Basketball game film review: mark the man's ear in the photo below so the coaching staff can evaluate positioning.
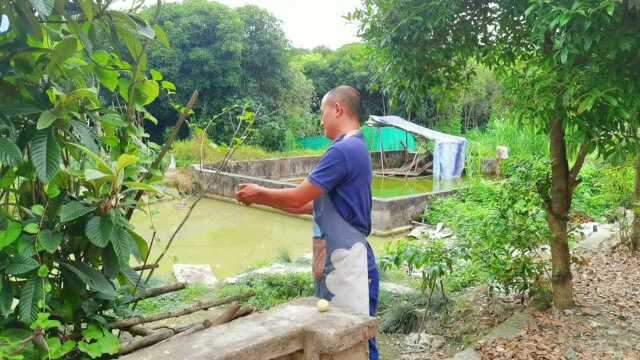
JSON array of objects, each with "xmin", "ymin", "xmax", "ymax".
[{"xmin": 335, "ymin": 102, "xmax": 344, "ymax": 117}]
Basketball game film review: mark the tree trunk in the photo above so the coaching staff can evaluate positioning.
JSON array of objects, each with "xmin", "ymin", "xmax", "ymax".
[
  {"xmin": 632, "ymin": 155, "xmax": 640, "ymax": 252},
  {"xmin": 547, "ymin": 118, "xmax": 574, "ymax": 309}
]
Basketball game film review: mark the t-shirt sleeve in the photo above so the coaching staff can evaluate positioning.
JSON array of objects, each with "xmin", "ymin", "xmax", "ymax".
[{"xmin": 308, "ymin": 147, "xmax": 348, "ymax": 192}]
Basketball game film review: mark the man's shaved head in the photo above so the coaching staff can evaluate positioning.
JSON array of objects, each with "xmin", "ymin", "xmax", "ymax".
[{"xmin": 322, "ymin": 85, "xmax": 361, "ymax": 119}]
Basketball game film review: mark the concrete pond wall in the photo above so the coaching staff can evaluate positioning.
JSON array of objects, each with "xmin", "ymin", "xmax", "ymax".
[
  {"xmin": 121, "ymin": 297, "xmax": 377, "ymax": 360},
  {"xmin": 193, "ymin": 151, "xmax": 456, "ymax": 235}
]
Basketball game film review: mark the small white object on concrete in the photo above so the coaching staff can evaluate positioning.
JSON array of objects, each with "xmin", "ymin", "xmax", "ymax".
[
  {"xmin": 317, "ymin": 299, "xmax": 330, "ymax": 312},
  {"xmin": 173, "ymin": 264, "xmax": 218, "ymax": 286}
]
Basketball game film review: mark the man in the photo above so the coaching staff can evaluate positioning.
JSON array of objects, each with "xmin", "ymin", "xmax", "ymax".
[{"xmin": 235, "ymin": 85, "xmax": 379, "ymax": 360}]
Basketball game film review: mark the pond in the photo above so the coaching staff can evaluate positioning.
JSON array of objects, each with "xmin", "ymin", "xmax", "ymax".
[
  {"xmin": 371, "ymin": 176, "xmax": 463, "ymax": 198},
  {"xmin": 132, "ymin": 198, "xmax": 391, "ymax": 279},
  {"xmin": 285, "ymin": 175, "xmax": 463, "ymax": 198}
]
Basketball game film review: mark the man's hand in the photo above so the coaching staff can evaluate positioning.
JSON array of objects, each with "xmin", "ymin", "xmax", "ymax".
[{"xmin": 235, "ymin": 183, "xmax": 264, "ymax": 205}]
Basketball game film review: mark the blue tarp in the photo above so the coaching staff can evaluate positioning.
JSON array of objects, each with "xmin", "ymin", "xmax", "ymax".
[{"xmin": 366, "ymin": 115, "xmax": 468, "ymax": 180}]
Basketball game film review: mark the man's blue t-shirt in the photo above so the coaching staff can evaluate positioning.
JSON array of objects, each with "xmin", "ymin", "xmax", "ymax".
[{"xmin": 308, "ymin": 133, "xmax": 372, "ymax": 235}]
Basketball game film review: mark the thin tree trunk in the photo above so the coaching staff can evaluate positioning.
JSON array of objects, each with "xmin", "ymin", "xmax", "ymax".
[
  {"xmin": 547, "ymin": 118, "xmax": 574, "ymax": 309},
  {"xmin": 632, "ymin": 154, "xmax": 640, "ymax": 252}
]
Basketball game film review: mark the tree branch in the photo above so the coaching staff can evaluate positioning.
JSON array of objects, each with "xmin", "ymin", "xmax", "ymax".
[{"xmin": 569, "ymin": 143, "xmax": 589, "ymax": 192}]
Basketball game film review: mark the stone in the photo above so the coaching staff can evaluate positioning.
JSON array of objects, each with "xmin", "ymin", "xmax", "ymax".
[
  {"xmin": 564, "ymin": 348, "xmax": 579, "ymax": 360},
  {"xmin": 606, "ymin": 329, "xmax": 619, "ymax": 336},
  {"xmin": 452, "ymin": 348, "xmax": 481, "ymax": 360},
  {"xmin": 380, "ymin": 282, "xmax": 418, "ymax": 296},
  {"xmin": 121, "ymin": 297, "xmax": 377, "ymax": 360},
  {"xmin": 173, "ymin": 264, "xmax": 217, "ymax": 286},
  {"xmin": 563, "ymin": 309, "xmax": 574, "ymax": 316},
  {"xmin": 581, "ymin": 307, "xmax": 599, "ymax": 316}
]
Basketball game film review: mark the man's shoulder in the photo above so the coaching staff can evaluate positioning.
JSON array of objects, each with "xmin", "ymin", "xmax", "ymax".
[{"xmin": 333, "ymin": 135, "xmax": 367, "ymax": 154}]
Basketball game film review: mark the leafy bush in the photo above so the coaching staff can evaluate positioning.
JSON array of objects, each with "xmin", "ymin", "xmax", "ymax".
[
  {"xmin": 421, "ymin": 158, "xmax": 550, "ymax": 298},
  {"xmin": 379, "ymin": 302, "xmax": 420, "ymax": 334},
  {"xmin": 0, "ymin": 2, "xmax": 183, "ymax": 358}
]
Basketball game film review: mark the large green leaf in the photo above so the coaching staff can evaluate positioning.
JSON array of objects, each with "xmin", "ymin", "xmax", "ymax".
[
  {"xmin": 60, "ymin": 262, "xmax": 116, "ymax": 300},
  {"xmin": 78, "ymin": 0, "xmax": 93, "ymax": 20},
  {"xmin": 128, "ymin": 229, "xmax": 149, "ymax": 262},
  {"xmin": 38, "ymin": 229, "xmax": 63, "ymax": 253},
  {"xmin": 70, "ymin": 120, "xmax": 99, "ymax": 153},
  {"xmin": 0, "ymin": 278, "xmax": 13, "ymax": 317},
  {"xmin": 59, "ymin": 201, "xmax": 95, "ymax": 223},
  {"xmin": 66, "ymin": 143, "xmax": 112, "ymax": 175},
  {"xmin": 0, "ymin": 221, "xmax": 22, "ymax": 250},
  {"xmin": 115, "ymin": 154, "xmax": 137, "ymax": 172},
  {"xmin": 112, "ymin": 227, "xmax": 132, "ymax": 266},
  {"xmin": 30, "ymin": 129, "xmax": 61, "ymax": 183},
  {"xmin": 51, "ymin": 37, "xmax": 78, "ymax": 67},
  {"xmin": 95, "ymin": 67, "xmax": 119, "ymax": 92},
  {"xmin": 0, "ymin": 138, "xmax": 22, "ymax": 166},
  {"xmin": 153, "ymin": 24, "xmax": 169, "ymax": 47},
  {"xmin": 85, "ymin": 215, "xmax": 114, "ymax": 248},
  {"xmin": 19, "ymin": 276, "xmax": 43, "ymax": 325},
  {"xmin": 102, "ymin": 244, "xmax": 120, "ymax": 279},
  {"xmin": 7, "ymin": 254, "xmax": 39, "ymax": 275},
  {"xmin": 119, "ymin": 264, "xmax": 145, "ymax": 291},
  {"xmin": 36, "ymin": 110, "xmax": 57, "ymax": 130}
]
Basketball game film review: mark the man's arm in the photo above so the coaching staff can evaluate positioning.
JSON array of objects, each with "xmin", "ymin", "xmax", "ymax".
[
  {"xmin": 235, "ymin": 180, "xmax": 322, "ymax": 212},
  {"xmin": 275, "ymin": 201, "xmax": 314, "ymax": 215}
]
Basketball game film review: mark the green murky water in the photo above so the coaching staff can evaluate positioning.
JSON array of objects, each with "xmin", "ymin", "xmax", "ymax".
[
  {"xmin": 371, "ymin": 176, "xmax": 462, "ymax": 198},
  {"xmin": 132, "ymin": 198, "xmax": 389, "ymax": 279}
]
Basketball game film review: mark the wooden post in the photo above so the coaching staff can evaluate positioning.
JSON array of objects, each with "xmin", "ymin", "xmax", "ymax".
[{"xmin": 378, "ymin": 127, "xmax": 385, "ymax": 176}]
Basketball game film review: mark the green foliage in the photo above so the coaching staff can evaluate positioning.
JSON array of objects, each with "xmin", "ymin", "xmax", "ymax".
[
  {"xmin": 421, "ymin": 158, "xmax": 551, "ymax": 297},
  {"xmin": 572, "ymin": 162, "xmax": 635, "ymax": 221},
  {"xmin": 144, "ymin": 0, "xmax": 316, "ymax": 151},
  {"xmin": 381, "ymin": 238, "xmax": 453, "ymax": 307},
  {"xmin": 0, "ymin": 0, "xmax": 173, "ymax": 355}
]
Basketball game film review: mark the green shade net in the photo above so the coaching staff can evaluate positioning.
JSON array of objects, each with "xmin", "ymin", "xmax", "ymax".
[{"xmin": 297, "ymin": 127, "xmax": 417, "ymax": 152}]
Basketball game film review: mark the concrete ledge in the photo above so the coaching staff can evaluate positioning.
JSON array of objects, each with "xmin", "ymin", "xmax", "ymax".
[{"xmin": 120, "ymin": 298, "xmax": 377, "ymax": 360}]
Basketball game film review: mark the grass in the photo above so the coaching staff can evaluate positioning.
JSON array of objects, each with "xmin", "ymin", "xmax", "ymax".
[{"xmin": 171, "ymin": 137, "xmax": 323, "ymax": 168}]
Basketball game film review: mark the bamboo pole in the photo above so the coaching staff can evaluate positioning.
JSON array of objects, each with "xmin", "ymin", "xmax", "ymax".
[
  {"xmin": 122, "ymin": 283, "xmax": 187, "ymax": 305},
  {"xmin": 110, "ymin": 291, "xmax": 255, "ymax": 329}
]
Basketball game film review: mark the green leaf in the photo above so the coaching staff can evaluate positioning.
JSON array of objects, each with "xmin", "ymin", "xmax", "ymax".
[
  {"xmin": 7, "ymin": 254, "xmax": 39, "ymax": 275},
  {"xmin": 78, "ymin": 0, "xmax": 93, "ymax": 20},
  {"xmin": 38, "ymin": 265, "xmax": 49, "ymax": 278},
  {"xmin": 70, "ymin": 120, "xmax": 99, "ymax": 153},
  {"xmin": 0, "ymin": 221, "xmax": 22, "ymax": 250},
  {"xmin": 19, "ymin": 276, "xmax": 43, "ymax": 325},
  {"xmin": 29, "ymin": 0, "xmax": 55, "ymax": 16},
  {"xmin": 0, "ymin": 138, "xmax": 22, "ymax": 166},
  {"xmin": 102, "ymin": 244, "xmax": 120, "ymax": 279},
  {"xmin": 23, "ymin": 223, "xmax": 39, "ymax": 234},
  {"xmin": 85, "ymin": 169, "xmax": 111, "ymax": 181},
  {"xmin": 45, "ymin": 184, "xmax": 60, "ymax": 198},
  {"xmin": 15, "ymin": 0, "xmax": 43, "ymax": 40},
  {"xmin": 82, "ymin": 324, "xmax": 104, "ymax": 341},
  {"xmin": 85, "ymin": 215, "xmax": 114, "ymax": 248},
  {"xmin": 0, "ymin": 278, "xmax": 13, "ymax": 317},
  {"xmin": 134, "ymin": 79, "xmax": 159, "ymax": 106},
  {"xmin": 91, "ymin": 51, "xmax": 110, "ymax": 66},
  {"xmin": 128, "ymin": 229, "xmax": 148, "ymax": 262},
  {"xmin": 118, "ymin": 78, "xmax": 130, "ymax": 101},
  {"xmin": 150, "ymin": 69, "xmax": 163, "ymax": 81},
  {"xmin": 129, "ymin": 14, "xmax": 155, "ymax": 39},
  {"xmin": 66, "ymin": 143, "xmax": 112, "ymax": 175},
  {"xmin": 37, "ymin": 111, "xmax": 57, "ymax": 130},
  {"xmin": 100, "ymin": 114, "xmax": 127, "ymax": 129},
  {"xmin": 51, "ymin": 37, "xmax": 78, "ymax": 67},
  {"xmin": 153, "ymin": 24, "xmax": 169, "ymax": 47},
  {"xmin": 60, "ymin": 262, "xmax": 116, "ymax": 300},
  {"xmin": 38, "ymin": 229, "xmax": 63, "ymax": 253},
  {"xmin": 124, "ymin": 181, "xmax": 160, "ymax": 194},
  {"xmin": 79, "ymin": 329, "xmax": 119, "ymax": 358},
  {"xmin": 96, "ymin": 67, "xmax": 119, "ymax": 92},
  {"xmin": 112, "ymin": 227, "xmax": 132, "ymax": 266},
  {"xmin": 47, "ymin": 337, "xmax": 76, "ymax": 359},
  {"xmin": 30, "ymin": 129, "xmax": 61, "ymax": 183},
  {"xmin": 31, "ymin": 204, "xmax": 45, "ymax": 216},
  {"xmin": 161, "ymin": 81, "xmax": 176, "ymax": 92},
  {"xmin": 115, "ymin": 154, "xmax": 138, "ymax": 172},
  {"xmin": 119, "ymin": 264, "xmax": 144, "ymax": 291},
  {"xmin": 59, "ymin": 201, "xmax": 95, "ymax": 223}
]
